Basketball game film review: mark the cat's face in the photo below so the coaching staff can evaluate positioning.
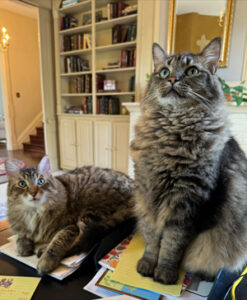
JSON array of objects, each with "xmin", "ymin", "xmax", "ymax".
[
  {"xmin": 5, "ymin": 156, "xmax": 56, "ymax": 208},
  {"xmin": 147, "ymin": 38, "xmax": 224, "ymax": 109}
]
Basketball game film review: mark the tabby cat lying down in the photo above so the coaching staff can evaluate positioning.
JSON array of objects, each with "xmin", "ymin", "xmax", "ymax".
[{"xmin": 5, "ymin": 156, "xmax": 134, "ymax": 274}]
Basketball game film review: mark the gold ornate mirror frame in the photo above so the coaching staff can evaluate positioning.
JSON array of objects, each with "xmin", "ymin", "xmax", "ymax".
[{"xmin": 167, "ymin": 0, "xmax": 235, "ymax": 67}]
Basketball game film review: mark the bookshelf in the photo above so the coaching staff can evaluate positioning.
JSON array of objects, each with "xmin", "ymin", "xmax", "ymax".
[
  {"xmin": 53, "ymin": 0, "xmax": 138, "ymax": 172},
  {"xmin": 55, "ymin": 0, "xmax": 138, "ymax": 116}
]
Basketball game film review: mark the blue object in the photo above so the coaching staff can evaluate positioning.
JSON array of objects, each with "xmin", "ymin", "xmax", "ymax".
[{"xmin": 207, "ymin": 268, "xmax": 241, "ymax": 300}]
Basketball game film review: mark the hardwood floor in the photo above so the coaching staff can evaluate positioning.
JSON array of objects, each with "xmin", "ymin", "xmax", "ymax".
[
  {"xmin": 0, "ymin": 220, "xmax": 12, "ymax": 246},
  {"xmin": 0, "ymin": 149, "xmax": 44, "ymax": 167}
]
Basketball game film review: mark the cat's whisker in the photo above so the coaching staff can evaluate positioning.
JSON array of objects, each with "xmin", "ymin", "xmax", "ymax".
[{"xmin": 188, "ymin": 90, "xmax": 212, "ymax": 109}]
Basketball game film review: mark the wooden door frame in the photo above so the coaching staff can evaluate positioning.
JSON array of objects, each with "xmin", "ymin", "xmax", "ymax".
[
  {"xmin": 19, "ymin": 0, "xmax": 59, "ymax": 170},
  {"xmin": 0, "ymin": 49, "xmax": 18, "ymax": 150}
]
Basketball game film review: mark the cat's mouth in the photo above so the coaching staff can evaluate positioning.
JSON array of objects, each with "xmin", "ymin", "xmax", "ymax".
[
  {"xmin": 31, "ymin": 197, "xmax": 40, "ymax": 201},
  {"xmin": 165, "ymin": 88, "xmax": 185, "ymax": 98}
]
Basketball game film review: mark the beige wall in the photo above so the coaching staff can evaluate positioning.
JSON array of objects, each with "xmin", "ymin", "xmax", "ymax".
[
  {"xmin": 0, "ymin": 8, "xmax": 42, "ymax": 141},
  {"xmin": 175, "ymin": 13, "xmax": 223, "ymax": 54}
]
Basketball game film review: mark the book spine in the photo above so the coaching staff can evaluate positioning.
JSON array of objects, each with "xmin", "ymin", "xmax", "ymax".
[
  {"xmin": 117, "ymin": 3, "xmax": 122, "ymax": 18},
  {"xmin": 130, "ymin": 24, "xmax": 136, "ymax": 41},
  {"xmin": 133, "ymin": 48, "xmax": 136, "ymax": 67},
  {"xmin": 113, "ymin": 3, "xmax": 118, "ymax": 18},
  {"xmin": 68, "ymin": 57, "xmax": 72, "ymax": 73},
  {"xmin": 60, "ymin": 16, "xmax": 63, "ymax": 30},
  {"xmin": 110, "ymin": 4, "xmax": 113, "ymax": 19},
  {"xmin": 64, "ymin": 57, "xmax": 67, "ymax": 73},
  {"xmin": 96, "ymin": 97, "xmax": 99, "ymax": 114},
  {"xmin": 121, "ymin": 49, "xmax": 127, "ymax": 68}
]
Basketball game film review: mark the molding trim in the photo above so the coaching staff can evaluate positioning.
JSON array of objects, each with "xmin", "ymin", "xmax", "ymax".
[
  {"xmin": 242, "ymin": 34, "xmax": 247, "ymax": 84},
  {"xmin": 17, "ymin": 111, "xmax": 43, "ymax": 148}
]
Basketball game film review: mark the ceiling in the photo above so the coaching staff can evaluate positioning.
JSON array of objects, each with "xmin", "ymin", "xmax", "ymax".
[{"xmin": 0, "ymin": 0, "xmax": 37, "ymax": 19}]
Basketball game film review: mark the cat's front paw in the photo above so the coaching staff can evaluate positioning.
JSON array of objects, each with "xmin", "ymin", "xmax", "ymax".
[
  {"xmin": 37, "ymin": 256, "xmax": 59, "ymax": 275},
  {"xmin": 137, "ymin": 257, "xmax": 156, "ymax": 277},
  {"xmin": 36, "ymin": 245, "xmax": 48, "ymax": 258},
  {"xmin": 154, "ymin": 266, "xmax": 178, "ymax": 284},
  {"xmin": 16, "ymin": 244, "xmax": 34, "ymax": 257}
]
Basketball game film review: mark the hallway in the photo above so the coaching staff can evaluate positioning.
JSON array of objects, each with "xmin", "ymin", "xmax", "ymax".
[{"xmin": 0, "ymin": 148, "xmax": 44, "ymax": 167}]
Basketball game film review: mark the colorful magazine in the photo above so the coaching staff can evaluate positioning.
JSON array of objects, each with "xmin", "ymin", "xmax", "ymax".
[
  {"xmin": 96, "ymin": 268, "xmax": 161, "ymax": 300},
  {"xmin": 99, "ymin": 235, "xmax": 133, "ymax": 271}
]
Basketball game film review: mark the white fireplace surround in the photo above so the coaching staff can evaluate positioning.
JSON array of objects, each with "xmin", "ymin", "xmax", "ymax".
[{"xmin": 124, "ymin": 102, "xmax": 247, "ymax": 179}]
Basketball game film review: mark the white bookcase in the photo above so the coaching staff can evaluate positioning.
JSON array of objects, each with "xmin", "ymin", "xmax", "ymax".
[{"xmin": 53, "ymin": 0, "xmax": 138, "ymax": 172}]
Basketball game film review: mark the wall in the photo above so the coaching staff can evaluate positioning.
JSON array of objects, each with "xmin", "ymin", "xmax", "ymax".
[
  {"xmin": 217, "ymin": 0, "xmax": 247, "ymax": 81},
  {"xmin": 175, "ymin": 13, "xmax": 223, "ymax": 53},
  {"xmin": 0, "ymin": 7, "xmax": 42, "ymax": 141},
  {"xmin": 153, "ymin": 0, "xmax": 247, "ymax": 83},
  {"xmin": 0, "ymin": 73, "xmax": 3, "ymax": 116}
]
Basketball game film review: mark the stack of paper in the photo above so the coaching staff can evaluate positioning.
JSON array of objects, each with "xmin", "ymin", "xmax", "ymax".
[
  {"xmin": 84, "ymin": 232, "xmax": 195, "ymax": 299},
  {"xmin": 0, "ymin": 275, "xmax": 41, "ymax": 300},
  {"xmin": 0, "ymin": 237, "xmax": 87, "ymax": 280}
]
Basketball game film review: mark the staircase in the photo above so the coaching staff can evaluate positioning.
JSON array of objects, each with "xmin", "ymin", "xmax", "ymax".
[{"xmin": 23, "ymin": 126, "xmax": 45, "ymax": 153}]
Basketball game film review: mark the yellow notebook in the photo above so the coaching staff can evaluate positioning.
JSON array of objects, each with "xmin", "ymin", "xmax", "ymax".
[
  {"xmin": 111, "ymin": 232, "xmax": 185, "ymax": 297},
  {"xmin": 0, "ymin": 275, "xmax": 41, "ymax": 300}
]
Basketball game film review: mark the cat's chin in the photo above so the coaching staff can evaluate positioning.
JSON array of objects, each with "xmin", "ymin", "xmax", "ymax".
[{"xmin": 158, "ymin": 91, "xmax": 186, "ymax": 107}]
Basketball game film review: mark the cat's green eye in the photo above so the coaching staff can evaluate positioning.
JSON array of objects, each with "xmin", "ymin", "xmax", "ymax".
[
  {"xmin": 18, "ymin": 180, "xmax": 27, "ymax": 188},
  {"xmin": 37, "ymin": 178, "xmax": 45, "ymax": 185},
  {"xmin": 159, "ymin": 68, "xmax": 170, "ymax": 79},
  {"xmin": 186, "ymin": 67, "xmax": 199, "ymax": 77}
]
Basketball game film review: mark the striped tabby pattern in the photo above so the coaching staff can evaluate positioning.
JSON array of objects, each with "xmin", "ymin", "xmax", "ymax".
[
  {"xmin": 131, "ymin": 38, "xmax": 247, "ymax": 284},
  {"xmin": 5, "ymin": 157, "xmax": 134, "ymax": 274}
]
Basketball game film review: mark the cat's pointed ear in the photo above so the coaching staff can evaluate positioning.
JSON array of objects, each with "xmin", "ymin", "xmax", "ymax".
[
  {"xmin": 152, "ymin": 43, "xmax": 169, "ymax": 69},
  {"xmin": 38, "ymin": 156, "xmax": 52, "ymax": 176},
  {"xmin": 200, "ymin": 37, "xmax": 221, "ymax": 74},
  {"xmin": 5, "ymin": 159, "xmax": 21, "ymax": 178}
]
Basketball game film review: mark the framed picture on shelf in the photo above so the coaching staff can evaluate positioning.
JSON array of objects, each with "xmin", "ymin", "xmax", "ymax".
[{"xmin": 104, "ymin": 80, "xmax": 117, "ymax": 91}]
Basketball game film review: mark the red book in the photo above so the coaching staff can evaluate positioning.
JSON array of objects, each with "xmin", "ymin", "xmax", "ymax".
[
  {"xmin": 117, "ymin": 3, "xmax": 129, "ymax": 17},
  {"xmin": 121, "ymin": 49, "xmax": 127, "ymax": 68},
  {"xmin": 60, "ymin": 16, "xmax": 63, "ymax": 30},
  {"xmin": 96, "ymin": 97, "xmax": 100, "ymax": 114}
]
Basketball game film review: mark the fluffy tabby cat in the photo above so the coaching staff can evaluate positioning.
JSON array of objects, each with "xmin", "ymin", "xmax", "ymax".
[
  {"xmin": 131, "ymin": 37, "xmax": 247, "ymax": 284},
  {"xmin": 5, "ymin": 156, "xmax": 134, "ymax": 274}
]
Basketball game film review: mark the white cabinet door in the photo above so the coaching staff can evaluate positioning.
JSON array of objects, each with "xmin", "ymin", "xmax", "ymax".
[
  {"xmin": 112, "ymin": 121, "xmax": 129, "ymax": 174},
  {"xmin": 76, "ymin": 119, "xmax": 93, "ymax": 166},
  {"xmin": 94, "ymin": 121, "xmax": 112, "ymax": 168},
  {"xmin": 59, "ymin": 118, "xmax": 77, "ymax": 169}
]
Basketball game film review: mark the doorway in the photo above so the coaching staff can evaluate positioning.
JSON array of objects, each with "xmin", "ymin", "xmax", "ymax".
[
  {"xmin": 0, "ymin": 0, "xmax": 43, "ymax": 153},
  {"xmin": 0, "ymin": 71, "xmax": 6, "ymax": 149}
]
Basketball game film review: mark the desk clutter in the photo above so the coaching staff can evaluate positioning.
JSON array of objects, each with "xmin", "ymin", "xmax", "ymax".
[
  {"xmin": 0, "ymin": 235, "xmax": 88, "ymax": 280},
  {"xmin": 0, "ymin": 275, "xmax": 41, "ymax": 300},
  {"xmin": 84, "ymin": 232, "xmax": 214, "ymax": 300}
]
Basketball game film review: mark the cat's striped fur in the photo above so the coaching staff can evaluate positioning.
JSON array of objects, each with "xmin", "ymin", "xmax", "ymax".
[
  {"xmin": 5, "ymin": 157, "xmax": 134, "ymax": 274},
  {"xmin": 131, "ymin": 38, "xmax": 247, "ymax": 284}
]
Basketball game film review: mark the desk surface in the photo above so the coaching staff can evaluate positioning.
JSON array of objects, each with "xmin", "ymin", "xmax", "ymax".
[{"xmin": 0, "ymin": 220, "xmax": 100, "ymax": 300}]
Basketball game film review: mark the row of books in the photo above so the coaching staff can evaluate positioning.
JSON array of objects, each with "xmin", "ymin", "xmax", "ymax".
[
  {"xmin": 61, "ymin": 33, "xmax": 92, "ymax": 52},
  {"xmin": 64, "ymin": 56, "xmax": 89, "ymax": 73},
  {"xmin": 121, "ymin": 48, "xmax": 136, "ymax": 68},
  {"xmin": 107, "ymin": 2, "xmax": 129, "ymax": 19},
  {"xmin": 112, "ymin": 23, "xmax": 137, "ymax": 44},
  {"xmin": 96, "ymin": 96, "xmax": 120, "ymax": 115},
  {"xmin": 60, "ymin": 15, "xmax": 78, "ymax": 30},
  {"xmin": 69, "ymin": 75, "xmax": 92, "ymax": 93},
  {"xmin": 65, "ymin": 97, "xmax": 92, "ymax": 114}
]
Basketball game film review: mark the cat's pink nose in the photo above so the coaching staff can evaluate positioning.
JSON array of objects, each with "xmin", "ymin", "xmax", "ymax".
[
  {"xmin": 29, "ymin": 187, "xmax": 38, "ymax": 197},
  {"xmin": 169, "ymin": 77, "xmax": 177, "ymax": 84}
]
